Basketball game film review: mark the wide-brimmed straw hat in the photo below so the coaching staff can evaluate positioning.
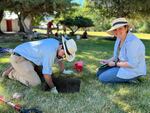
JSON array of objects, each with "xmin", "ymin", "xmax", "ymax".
[
  {"xmin": 62, "ymin": 37, "xmax": 77, "ymax": 62},
  {"xmin": 107, "ymin": 18, "xmax": 131, "ymax": 35}
]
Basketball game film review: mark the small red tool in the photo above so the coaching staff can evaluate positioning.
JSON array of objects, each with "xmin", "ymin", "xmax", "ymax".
[{"xmin": 74, "ymin": 61, "xmax": 84, "ymax": 72}]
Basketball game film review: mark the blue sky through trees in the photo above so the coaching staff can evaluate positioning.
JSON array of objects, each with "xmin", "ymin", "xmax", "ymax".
[{"xmin": 72, "ymin": 0, "xmax": 84, "ymax": 6}]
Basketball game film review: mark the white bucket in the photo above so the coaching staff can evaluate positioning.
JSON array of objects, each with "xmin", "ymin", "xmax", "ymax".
[{"xmin": 76, "ymin": 35, "xmax": 80, "ymax": 40}]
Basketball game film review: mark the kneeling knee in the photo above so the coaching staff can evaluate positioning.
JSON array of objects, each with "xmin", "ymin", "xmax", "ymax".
[
  {"xmin": 98, "ymin": 74, "xmax": 109, "ymax": 83},
  {"xmin": 30, "ymin": 80, "xmax": 41, "ymax": 87}
]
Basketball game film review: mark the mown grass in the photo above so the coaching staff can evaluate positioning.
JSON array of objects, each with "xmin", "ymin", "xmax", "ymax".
[
  {"xmin": 35, "ymin": 28, "xmax": 150, "ymax": 40},
  {"xmin": 0, "ymin": 33, "xmax": 150, "ymax": 113}
]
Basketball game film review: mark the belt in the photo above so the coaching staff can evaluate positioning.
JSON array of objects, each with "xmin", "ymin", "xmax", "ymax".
[
  {"xmin": 13, "ymin": 52, "xmax": 21, "ymax": 56},
  {"xmin": 12, "ymin": 52, "xmax": 30, "ymax": 62}
]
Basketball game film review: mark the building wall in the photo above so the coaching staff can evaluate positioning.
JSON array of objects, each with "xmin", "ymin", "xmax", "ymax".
[
  {"xmin": 12, "ymin": 19, "xmax": 20, "ymax": 32},
  {"xmin": 0, "ymin": 19, "xmax": 20, "ymax": 32},
  {"xmin": 0, "ymin": 17, "xmax": 30, "ymax": 33},
  {"xmin": 0, "ymin": 19, "xmax": 7, "ymax": 32}
]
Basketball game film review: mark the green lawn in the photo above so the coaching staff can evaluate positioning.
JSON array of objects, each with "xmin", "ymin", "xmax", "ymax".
[{"xmin": 0, "ymin": 33, "xmax": 150, "ymax": 113}]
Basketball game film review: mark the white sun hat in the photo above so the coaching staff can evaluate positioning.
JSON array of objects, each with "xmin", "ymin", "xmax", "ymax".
[
  {"xmin": 62, "ymin": 36, "xmax": 77, "ymax": 62},
  {"xmin": 107, "ymin": 18, "xmax": 131, "ymax": 35}
]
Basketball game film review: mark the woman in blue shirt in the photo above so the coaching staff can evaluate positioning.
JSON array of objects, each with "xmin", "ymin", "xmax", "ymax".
[{"xmin": 97, "ymin": 18, "xmax": 146, "ymax": 83}]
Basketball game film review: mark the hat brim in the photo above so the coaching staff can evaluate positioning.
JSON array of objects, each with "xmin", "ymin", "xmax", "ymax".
[
  {"xmin": 62, "ymin": 37, "xmax": 75, "ymax": 62},
  {"xmin": 107, "ymin": 23, "xmax": 130, "ymax": 35}
]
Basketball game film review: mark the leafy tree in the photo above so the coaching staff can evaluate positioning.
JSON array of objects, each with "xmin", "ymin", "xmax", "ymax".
[
  {"xmin": 81, "ymin": 0, "xmax": 150, "ymax": 32},
  {"xmin": 60, "ymin": 16, "xmax": 94, "ymax": 35},
  {"xmin": 75, "ymin": 0, "xmax": 111, "ymax": 31},
  {"xmin": 87, "ymin": 0, "xmax": 150, "ymax": 18},
  {"xmin": 0, "ymin": 0, "xmax": 73, "ymax": 33}
]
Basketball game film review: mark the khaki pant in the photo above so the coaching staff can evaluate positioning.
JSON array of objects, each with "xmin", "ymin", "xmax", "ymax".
[{"xmin": 8, "ymin": 54, "xmax": 41, "ymax": 86}]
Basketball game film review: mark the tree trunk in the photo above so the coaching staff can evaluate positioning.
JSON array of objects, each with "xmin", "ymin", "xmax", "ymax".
[
  {"xmin": 18, "ymin": 15, "xmax": 25, "ymax": 32},
  {"xmin": 68, "ymin": 26, "xmax": 75, "ymax": 35},
  {"xmin": 68, "ymin": 27, "xmax": 80, "ymax": 36},
  {"xmin": 21, "ymin": 15, "xmax": 29, "ymax": 33},
  {"xmin": 18, "ymin": 13, "xmax": 32, "ymax": 33},
  {"xmin": 74, "ymin": 27, "xmax": 80, "ymax": 34},
  {"xmin": 0, "ymin": 10, "xmax": 4, "ymax": 35}
]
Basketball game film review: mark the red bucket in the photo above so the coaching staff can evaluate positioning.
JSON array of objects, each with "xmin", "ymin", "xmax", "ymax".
[{"xmin": 74, "ymin": 61, "xmax": 83, "ymax": 72}]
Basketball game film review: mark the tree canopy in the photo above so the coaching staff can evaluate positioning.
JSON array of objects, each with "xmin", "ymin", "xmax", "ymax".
[
  {"xmin": 60, "ymin": 16, "xmax": 94, "ymax": 35},
  {"xmin": 0, "ymin": 0, "xmax": 73, "ymax": 33},
  {"xmin": 87, "ymin": 0, "xmax": 150, "ymax": 18},
  {"xmin": 1, "ymin": 0, "xmax": 150, "ymax": 34}
]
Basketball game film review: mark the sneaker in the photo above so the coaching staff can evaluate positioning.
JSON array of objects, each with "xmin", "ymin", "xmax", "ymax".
[
  {"xmin": 12, "ymin": 92, "xmax": 24, "ymax": 99},
  {"xmin": 50, "ymin": 87, "xmax": 58, "ymax": 94},
  {"xmin": 2, "ymin": 66, "xmax": 13, "ymax": 77}
]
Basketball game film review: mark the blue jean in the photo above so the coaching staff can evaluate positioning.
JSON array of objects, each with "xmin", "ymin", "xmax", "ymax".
[{"xmin": 96, "ymin": 66, "xmax": 137, "ymax": 83}]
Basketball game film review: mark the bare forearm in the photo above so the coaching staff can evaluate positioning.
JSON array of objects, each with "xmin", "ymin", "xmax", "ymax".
[
  {"xmin": 43, "ymin": 74, "xmax": 54, "ymax": 89},
  {"xmin": 116, "ymin": 61, "xmax": 129, "ymax": 67},
  {"xmin": 58, "ymin": 60, "xmax": 65, "ymax": 72},
  {"xmin": 108, "ymin": 61, "xmax": 130, "ymax": 67}
]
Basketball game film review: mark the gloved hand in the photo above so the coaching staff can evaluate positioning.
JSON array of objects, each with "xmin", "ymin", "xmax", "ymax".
[
  {"xmin": 12, "ymin": 92, "xmax": 24, "ymax": 99},
  {"xmin": 50, "ymin": 87, "xmax": 58, "ymax": 94},
  {"xmin": 63, "ymin": 69, "xmax": 74, "ymax": 75}
]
